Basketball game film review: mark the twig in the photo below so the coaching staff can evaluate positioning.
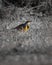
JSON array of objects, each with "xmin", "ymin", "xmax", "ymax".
[
  {"xmin": 3, "ymin": 0, "xmax": 13, "ymax": 5},
  {"xmin": 25, "ymin": 2, "xmax": 46, "ymax": 12},
  {"xmin": 22, "ymin": 0, "xmax": 31, "ymax": 11}
]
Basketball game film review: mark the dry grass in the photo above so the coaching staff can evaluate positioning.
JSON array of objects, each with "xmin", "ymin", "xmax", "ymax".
[{"xmin": 0, "ymin": 1, "xmax": 52, "ymax": 65}]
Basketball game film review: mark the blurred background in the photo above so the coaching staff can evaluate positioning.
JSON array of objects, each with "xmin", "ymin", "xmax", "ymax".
[{"xmin": 0, "ymin": 0, "xmax": 52, "ymax": 65}]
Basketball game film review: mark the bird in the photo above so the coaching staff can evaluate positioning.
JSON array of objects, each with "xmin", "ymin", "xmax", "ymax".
[{"xmin": 13, "ymin": 21, "xmax": 31, "ymax": 32}]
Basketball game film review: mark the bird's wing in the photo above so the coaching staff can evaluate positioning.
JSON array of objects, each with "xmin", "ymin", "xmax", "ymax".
[{"xmin": 13, "ymin": 24, "xmax": 24, "ymax": 30}]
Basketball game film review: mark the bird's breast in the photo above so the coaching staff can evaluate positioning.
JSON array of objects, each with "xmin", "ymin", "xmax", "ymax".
[{"xmin": 23, "ymin": 25, "xmax": 29, "ymax": 32}]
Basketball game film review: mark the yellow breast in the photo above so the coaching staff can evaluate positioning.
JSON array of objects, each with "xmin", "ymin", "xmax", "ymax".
[{"xmin": 23, "ymin": 25, "xmax": 29, "ymax": 32}]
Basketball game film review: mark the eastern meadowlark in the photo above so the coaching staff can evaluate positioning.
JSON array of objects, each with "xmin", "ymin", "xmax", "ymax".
[{"xmin": 13, "ymin": 21, "xmax": 31, "ymax": 32}]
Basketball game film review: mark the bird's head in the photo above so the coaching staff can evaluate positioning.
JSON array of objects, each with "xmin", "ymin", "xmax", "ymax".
[{"xmin": 25, "ymin": 21, "xmax": 31, "ymax": 25}]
